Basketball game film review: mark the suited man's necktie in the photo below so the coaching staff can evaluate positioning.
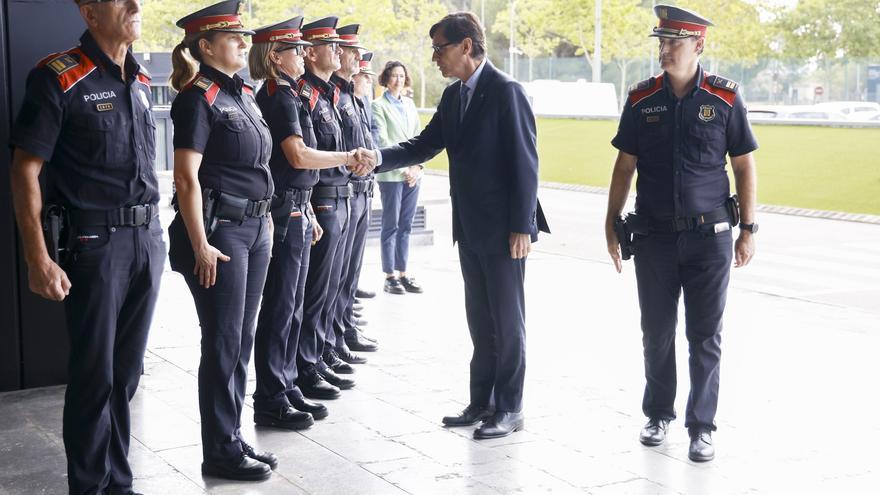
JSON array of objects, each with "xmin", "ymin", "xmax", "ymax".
[{"xmin": 460, "ymin": 84, "xmax": 470, "ymax": 123}]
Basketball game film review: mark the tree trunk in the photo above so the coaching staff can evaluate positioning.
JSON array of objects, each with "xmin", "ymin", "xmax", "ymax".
[
  {"xmin": 419, "ymin": 66, "xmax": 427, "ymax": 108},
  {"xmin": 528, "ymin": 56, "xmax": 534, "ymax": 81}
]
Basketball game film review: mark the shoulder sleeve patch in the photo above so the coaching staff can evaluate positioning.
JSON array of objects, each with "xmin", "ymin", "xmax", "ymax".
[
  {"xmin": 39, "ymin": 48, "xmax": 97, "ymax": 93},
  {"xmin": 297, "ymin": 80, "xmax": 319, "ymax": 111},
  {"xmin": 188, "ymin": 75, "xmax": 220, "ymax": 106}
]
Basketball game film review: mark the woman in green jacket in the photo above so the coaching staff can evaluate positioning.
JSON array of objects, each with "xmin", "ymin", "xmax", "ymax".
[{"xmin": 371, "ymin": 61, "xmax": 424, "ymax": 294}]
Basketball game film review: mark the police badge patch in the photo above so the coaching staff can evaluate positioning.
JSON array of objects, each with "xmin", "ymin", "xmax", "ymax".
[{"xmin": 699, "ymin": 105, "xmax": 716, "ymax": 122}]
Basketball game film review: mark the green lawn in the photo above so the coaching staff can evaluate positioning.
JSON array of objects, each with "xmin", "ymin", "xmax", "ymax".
[{"xmin": 419, "ymin": 115, "xmax": 880, "ymax": 215}]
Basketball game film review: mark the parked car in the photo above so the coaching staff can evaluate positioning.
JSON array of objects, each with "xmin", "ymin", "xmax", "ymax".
[
  {"xmin": 747, "ymin": 105, "xmax": 847, "ymax": 121},
  {"xmin": 813, "ymin": 101, "xmax": 880, "ymax": 120}
]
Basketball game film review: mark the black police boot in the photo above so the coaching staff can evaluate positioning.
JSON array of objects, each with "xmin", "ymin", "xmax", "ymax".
[
  {"xmin": 254, "ymin": 405, "xmax": 314, "ymax": 431},
  {"xmin": 639, "ymin": 418, "xmax": 670, "ymax": 446},
  {"xmin": 296, "ymin": 365, "xmax": 341, "ymax": 400},
  {"xmin": 201, "ymin": 452, "xmax": 272, "ymax": 481},
  {"xmin": 317, "ymin": 361, "xmax": 356, "ymax": 390},
  {"xmin": 384, "ymin": 277, "xmax": 406, "ymax": 295},
  {"xmin": 323, "ymin": 348, "xmax": 355, "ymax": 374},
  {"xmin": 239, "ymin": 439, "xmax": 279, "ymax": 471},
  {"xmin": 345, "ymin": 328, "xmax": 379, "ymax": 352},
  {"xmin": 336, "ymin": 345, "xmax": 367, "ymax": 364},
  {"xmin": 356, "ymin": 288, "xmax": 376, "ymax": 298},
  {"xmin": 290, "ymin": 394, "xmax": 329, "ymax": 420},
  {"xmin": 688, "ymin": 430, "xmax": 715, "ymax": 462},
  {"xmin": 441, "ymin": 404, "xmax": 495, "ymax": 427}
]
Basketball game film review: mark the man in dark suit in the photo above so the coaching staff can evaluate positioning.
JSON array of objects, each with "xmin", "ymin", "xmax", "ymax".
[{"xmin": 354, "ymin": 11, "xmax": 548, "ymax": 439}]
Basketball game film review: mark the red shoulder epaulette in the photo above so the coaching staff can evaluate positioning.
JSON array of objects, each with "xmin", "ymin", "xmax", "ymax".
[
  {"xmin": 700, "ymin": 74, "xmax": 738, "ymax": 107},
  {"xmin": 38, "ymin": 47, "xmax": 97, "ymax": 93},
  {"xmin": 242, "ymin": 83, "xmax": 254, "ymax": 96},
  {"xmin": 136, "ymin": 66, "xmax": 151, "ymax": 87},
  {"xmin": 332, "ymin": 86, "xmax": 340, "ymax": 107},
  {"xmin": 627, "ymin": 75, "xmax": 664, "ymax": 107},
  {"xmin": 185, "ymin": 73, "xmax": 220, "ymax": 106},
  {"xmin": 267, "ymin": 78, "xmax": 292, "ymax": 97},
  {"xmin": 297, "ymin": 79, "xmax": 319, "ymax": 111}
]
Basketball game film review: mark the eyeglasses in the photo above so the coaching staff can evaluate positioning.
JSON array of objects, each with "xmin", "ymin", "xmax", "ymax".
[
  {"xmin": 275, "ymin": 45, "xmax": 304, "ymax": 55},
  {"xmin": 431, "ymin": 41, "xmax": 459, "ymax": 54}
]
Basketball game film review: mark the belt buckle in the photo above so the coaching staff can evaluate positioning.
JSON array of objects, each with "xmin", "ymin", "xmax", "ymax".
[
  {"xmin": 346, "ymin": 183, "xmax": 353, "ymax": 196},
  {"xmin": 132, "ymin": 205, "xmax": 147, "ymax": 226}
]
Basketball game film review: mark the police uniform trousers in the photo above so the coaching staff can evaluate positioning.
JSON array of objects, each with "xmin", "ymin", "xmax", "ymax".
[
  {"xmin": 169, "ymin": 214, "xmax": 271, "ymax": 463},
  {"xmin": 253, "ymin": 201, "xmax": 313, "ymax": 412},
  {"xmin": 457, "ymin": 241, "xmax": 527, "ymax": 414},
  {"xmin": 633, "ymin": 228, "xmax": 732, "ymax": 432},
  {"xmin": 62, "ymin": 217, "xmax": 164, "ymax": 495},
  {"xmin": 297, "ymin": 196, "xmax": 349, "ymax": 369},
  {"xmin": 329, "ymin": 187, "xmax": 370, "ymax": 348}
]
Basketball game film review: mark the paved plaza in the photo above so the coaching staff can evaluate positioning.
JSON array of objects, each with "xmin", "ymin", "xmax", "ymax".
[{"xmin": 2, "ymin": 173, "xmax": 879, "ymax": 494}]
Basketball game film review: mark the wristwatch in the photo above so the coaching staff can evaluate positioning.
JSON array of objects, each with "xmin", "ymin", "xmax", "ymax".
[{"xmin": 739, "ymin": 222, "xmax": 759, "ymax": 234}]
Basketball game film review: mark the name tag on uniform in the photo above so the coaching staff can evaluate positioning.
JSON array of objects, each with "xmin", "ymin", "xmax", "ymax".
[
  {"xmin": 96, "ymin": 103, "xmax": 113, "ymax": 112},
  {"xmin": 714, "ymin": 222, "xmax": 730, "ymax": 234},
  {"xmin": 646, "ymin": 116, "xmax": 660, "ymax": 123}
]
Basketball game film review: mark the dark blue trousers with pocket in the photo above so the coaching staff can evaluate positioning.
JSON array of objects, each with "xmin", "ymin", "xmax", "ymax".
[
  {"xmin": 633, "ymin": 227, "xmax": 733, "ymax": 433},
  {"xmin": 63, "ymin": 217, "xmax": 164, "ymax": 495}
]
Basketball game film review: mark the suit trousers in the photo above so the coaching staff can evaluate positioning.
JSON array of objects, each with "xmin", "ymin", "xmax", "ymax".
[
  {"xmin": 457, "ymin": 242, "xmax": 527, "ymax": 413},
  {"xmin": 298, "ymin": 196, "xmax": 349, "ymax": 369},
  {"xmin": 253, "ymin": 202, "xmax": 313, "ymax": 411},
  {"xmin": 63, "ymin": 217, "xmax": 164, "ymax": 495},
  {"xmin": 330, "ymin": 189, "xmax": 369, "ymax": 347},
  {"xmin": 633, "ymin": 228, "xmax": 732, "ymax": 432},
  {"xmin": 378, "ymin": 180, "xmax": 420, "ymax": 274},
  {"xmin": 171, "ymin": 215, "xmax": 271, "ymax": 463}
]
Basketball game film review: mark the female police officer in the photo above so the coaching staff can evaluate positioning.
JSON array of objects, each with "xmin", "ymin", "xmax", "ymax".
[
  {"xmin": 167, "ymin": 0, "xmax": 277, "ymax": 481},
  {"xmin": 248, "ymin": 17, "xmax": 358, "ymax": 429}
]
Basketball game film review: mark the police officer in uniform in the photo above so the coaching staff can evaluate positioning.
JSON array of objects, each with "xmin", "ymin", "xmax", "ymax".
[
  {"xmin": 605, "ymin": 5, "xmax": 758, "ymax": 462},
  {"xmin": 249, "ymin": 17, "xmax": 358, "ymax": 427},
  {"xmin": 294, "ymin": 16, "xmax": 358, "ymax": 398},
  {"xmin": 326, "ymin": 24, "xmax": 380, "ymax": 363},
  {"xmin": 9, "ymin": 1, "xmax": 162, "ymax": 493},
  {"xmin": 166, "ymin": 0, "xmax": 277, "ymax": 481}
]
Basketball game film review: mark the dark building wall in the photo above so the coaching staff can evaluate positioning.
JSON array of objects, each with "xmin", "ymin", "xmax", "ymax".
[{"xmin": 1, "ymin": 0, "xmax": 87, "ymax": 391}]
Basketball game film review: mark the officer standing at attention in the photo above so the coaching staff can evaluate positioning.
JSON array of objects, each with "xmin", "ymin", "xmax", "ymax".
[
  {"xmin": 326, "ymin": 24, "xmax": 380, "ymax": 363},
  {"xmin": 294, "ymin": 16, "xmax": 358, "ymax": 399},
  {"xmin": 605, "ymin": 5, "xmax": 758, "ymax": 462},
  {"xmin": 166, "ymin": 0, "xmax": 277, "ymax": 481},
  {"xmin": 10, "ymin": 1, "xmax": 162, "ymax": 493},
  {"xmin": 249, "ymin": 16, "xmax": 360, "ymax": 428}
]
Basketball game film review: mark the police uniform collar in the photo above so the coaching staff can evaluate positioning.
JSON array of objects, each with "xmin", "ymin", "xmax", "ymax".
[
  {"xmin": 663, "ymin": 65, "xmax": 705, "ymax": 99},
  {"xmin": 79, "ymin": 30, "xmax": 140, "ymax": 81},
  {"xmin": 330, "ymin": 73, "xmax": 353, "ymax": 93},
  {"xmin": 199, "ymin": 63, "xmax": 244, "ymax": 94},
  {"xmin": 280, "ymin": 71, "xmax": 298, "ymax": 87},
  {"xmin": 303, "ymin": 69, "xmax": 334, "ymax": 95}
]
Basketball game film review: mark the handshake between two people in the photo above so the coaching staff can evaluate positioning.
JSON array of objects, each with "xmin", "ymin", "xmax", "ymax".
[{"xmin": 346, "ymin": 148, "xmax": 378, "ymax": 177}]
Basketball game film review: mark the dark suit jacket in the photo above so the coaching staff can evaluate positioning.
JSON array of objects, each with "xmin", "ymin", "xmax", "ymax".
[{"xmin": 377, "ymin": 61, "xmax": 549, "ymax": 255}]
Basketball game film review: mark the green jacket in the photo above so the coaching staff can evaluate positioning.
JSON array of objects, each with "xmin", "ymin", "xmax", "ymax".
[{"xmin": 372, "ymin": 91, "xmax": 421, "ymax": 182}]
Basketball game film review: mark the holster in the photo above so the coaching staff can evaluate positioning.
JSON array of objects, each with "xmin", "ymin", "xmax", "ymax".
[
  {"xmin": 202, "ymin": 188, "xmax": 220, "ymax": 239},
  {"xmin": 42, "ymin": 204, "xmax": 70, "ymax": 264},
  {"xmin": 271, "ymin": 190, "xmax": 296, "ymax": 244},
  {"xmin": 613, "ymin": 215, "xmax": 634, "ymax": 261},
  {"xmin": 726, "ymin": 195, "xmax": 740, "ymax": 227}
]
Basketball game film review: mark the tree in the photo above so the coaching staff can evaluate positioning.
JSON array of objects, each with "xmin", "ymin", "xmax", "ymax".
[
  {"xmin": 599, "ymin": 0, "xmax": 653, "ymax": 109},
  {"xmin": 491, "ymin": 0, "xmax": 560, "ymax": 80},
  {"xmin": 677, "ymin": 0, "xmax": 772, "ymax": 72}
]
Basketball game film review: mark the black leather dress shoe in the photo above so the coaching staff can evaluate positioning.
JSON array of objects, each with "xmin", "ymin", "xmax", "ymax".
[
  {"xmin": 639, "ymin": 418, "xmax": 670, "ymax": 446},
  {"xmin": 318, "ymin": 363, "xmax": 355, "ymax": 389},
  {"xmin": 356, "ymin": 288, "xmax": 376, "ymax": 299},
  {"xmin": 353, "ymin": 302, "xmax": 365, "ymax": 311},
  {"xmin": 345, "ymin": 329, "xmax": 379, "ymax": 352},
  {"xmin": 353, "ymin": 308, "xmax": 363, "ymax": 318},
  {"xmin": 354, "ymin": 317, "xmax": 368, "ymax": 326},
  {"xmin": 109, "ymin": 488, "xmax": 142, "ymax": 495},
  {"xmin": 290, "ymin": 395, "xmax": 329, "ymax": 420},
  {"xmin": 474, "ymin": 412, "xmax": 524, "ymax": 439},
  {"xmin": 240, "ymin": 439, "xmax": 279, "ymax": 470},
  {"xmin": 441, "ymin": 404, "xmax": 495, "ymax": 427},
  {"xmin": 399, "ymin": 276, "xmax": 424, "ymax": 293},
  {"xmin": 323, "ymin": 348, "xmax": 355, "ymax": 374},
  {"xmin": 296, "ymin": 367, "xmax": 341, "ymax": 400},
  {"xmin": 384, "ymin": 277, "xmax": 406, "ymax": 295},
  {"xmin": 202, "ymin": 453, "xmax": 272, "ymax": 481},
  {"xmin": 336, "ymin": 345, "xmax": 367, "ymax": 364},
  {"xmin": 688, "ymin": 431, "xmax": 715, "ymax": 462},
  {"xmin": 254, "ymin": 406, "xmax": 314, "ymax": 431},
  {"xmin": 346, "ymin": 326, "xmax": 378, "ymax": 345}
]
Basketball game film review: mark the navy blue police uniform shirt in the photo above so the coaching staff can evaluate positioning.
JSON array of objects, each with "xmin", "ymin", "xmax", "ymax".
[
  {"xmin": 330, "ymin": 74, "xmax": 373, "ymax": 181},
  {"xmin": 611, "ymin": 67, "xmax": 758, "ymax": 218},
  {"xmin": 297, "ymin": 70, "xmax": 348, "ymax": 186},
  {"xmin": 171, "ymin": 63, "xmax": 273, "ymax": 201},
  {"xmin": 256, "ymin": 73, "xmax": 319, "ymax": 191},
  {"xmin": 11, "ymin": 30, "xmax": 159, "ymax": 211}
]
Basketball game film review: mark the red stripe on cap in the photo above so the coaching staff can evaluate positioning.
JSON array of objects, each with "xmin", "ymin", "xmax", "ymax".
[
  {"xmin": 184, "ymin": 15, "xmax": 244, "ymax": 35},
  {"xmin": 339, "ymin": 34, "xmax": 359, "ymax": 42},
  {"xmin": 253, "ymin": 29, "xmax": 302, "ymax": 43},
  {"xmin": 302, "ymin": 27, "xmax": 337, "ymax": 41},
  {"xmin": 658, "ymin": 19, "xmax": 707, "ymax": 37}
]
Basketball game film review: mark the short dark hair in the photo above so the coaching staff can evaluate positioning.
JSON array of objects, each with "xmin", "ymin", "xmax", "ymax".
[
  {"xmin": 378, "ymin": 61, "xmax": 412, "ymax": 88},
  {"xmin": 429, "ymin": 12, "xmax": 485, "ymax": 59}
]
